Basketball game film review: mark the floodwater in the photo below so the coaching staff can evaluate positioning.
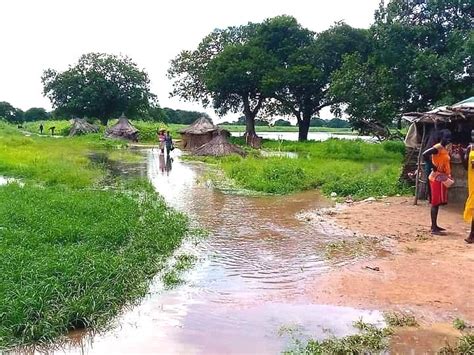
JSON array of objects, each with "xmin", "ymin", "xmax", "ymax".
[
  {"xmin": 51, "ymin": 149, "xmax": 386, "ymax": 355},
  {"xmin": 39, "ymin": 149, "xmax": 456, "ymax": 354},
  {"xmin": 231, "ymin": 131, "xmax": 375, "ymax": 142}
]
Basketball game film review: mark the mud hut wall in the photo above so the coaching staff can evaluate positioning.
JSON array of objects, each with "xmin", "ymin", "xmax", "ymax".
[{"xmin": 180, "ymin": 132, "xmax": 214, "ymax": 150}]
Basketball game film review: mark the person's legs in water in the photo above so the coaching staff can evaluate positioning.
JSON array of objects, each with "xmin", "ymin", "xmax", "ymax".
[
  {"xmin": 431, "ymin": 205, "xmax": 446, "ymax": 234},
  {"xmin": 466, "ymin": 220, "xmax": 474, "ymax": 243}
]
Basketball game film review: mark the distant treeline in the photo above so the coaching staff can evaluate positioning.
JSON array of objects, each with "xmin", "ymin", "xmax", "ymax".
[
  {"xmin": 0, "ymin": 101, "xmax": 210, "ymax": 125},
  {"xmin": 222, "ymin": 116, "xmax": 350, "ymax": 128}
]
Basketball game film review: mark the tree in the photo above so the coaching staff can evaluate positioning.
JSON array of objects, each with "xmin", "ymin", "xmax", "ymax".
[
  {"xmin": 23, "ymin": 107, "xmax": 49, "ymax": 122},
  {"xmin": 42, "ymin": 53, "xmax": 156, "ymax": 125},
  {"xmin": 168, "ymin": 23, "xmax": 269, "ymax": 144},
  {"xmin": 203, "ymin": 42, "xmax": 274, "ymax": 141},
  {"xmin": 259, "ymin": 18, "xmax": 371, "ymax": 140},
  {"xmin": 162, "ymin": 108, "xmax": 211, "ymax": 124},
  {"xmin": 331, "ymin": 0, "xmax": 473, "ymax": 138},
  {"xmin": 0, "ymin": 102, "xmax": 23, "ymax": 123}
]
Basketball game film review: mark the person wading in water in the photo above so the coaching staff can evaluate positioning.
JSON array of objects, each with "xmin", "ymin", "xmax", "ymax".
[{"xmin": 423, "ymin": 129, "xmax": 452, "ymax": 235}]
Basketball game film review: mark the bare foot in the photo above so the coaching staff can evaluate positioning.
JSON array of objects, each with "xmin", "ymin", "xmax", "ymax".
[{"xmin": 431, "ymin": 227, "xmax": 445, "ymax": 235}]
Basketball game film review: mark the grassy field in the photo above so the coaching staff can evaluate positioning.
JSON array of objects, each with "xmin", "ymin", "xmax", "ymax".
[
  {"xmin": 0, "ymin": 123, "xmax": 188, "ymax": 348},
  {"xmin": 197, "ymin": 138, "xmax": 410, "ymax": 198},
  {"xmin": 21, "ymin": 119, "xmax": 356, "ymax": 143}
]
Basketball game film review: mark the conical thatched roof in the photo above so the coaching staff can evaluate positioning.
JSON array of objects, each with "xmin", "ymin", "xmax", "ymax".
[
  {"xmin": 105, "ymin": 114, "xmax": 139, "ymax": 141},
  {"xmin": 179, "ymin": 116, "xmax": 216, "ymax": 135},
  {"xmin": 69, "ymin": 118, "xmax": 99, "ymax": 136},
  {"xmin": 192, "ymin": 133, "xmax": 246, "ymax": 157}
]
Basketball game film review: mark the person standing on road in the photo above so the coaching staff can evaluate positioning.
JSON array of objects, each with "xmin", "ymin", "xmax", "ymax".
[
  {"xmin": 422, "ymin": 129, "xmax": 452, "ymax": 235},
  {"xmin": 39, "ymin": 123, "xmax": 44, "ymax": 134}
]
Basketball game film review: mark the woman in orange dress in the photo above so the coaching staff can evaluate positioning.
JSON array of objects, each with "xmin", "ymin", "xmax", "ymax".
[{"xmin": 422, "ymin": 129, "xmax": 452, "ymax": 234}]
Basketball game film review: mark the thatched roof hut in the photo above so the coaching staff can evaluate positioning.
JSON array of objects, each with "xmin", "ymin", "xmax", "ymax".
[
  {"xmin": 179, "ymin": 116, "xmax": 218, "ymax": 150},
  {"xmin": 69, "ymin": 118, "xmax": 99, "ymax": 136},
  {"xmin": 193, "ymin": 133, "xmax": 246, "ymax": 157},
  {"xmin": 402, "ymin": 97, "xmax": 474, "ymax": 204},
  {"xmin": 105, "ymin": 114, "xmax": 139, "ymax": 141}
]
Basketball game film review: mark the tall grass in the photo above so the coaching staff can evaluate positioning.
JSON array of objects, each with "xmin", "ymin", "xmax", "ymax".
[
  {"xmin": 209, "ymin": 139, "xmax": 409, "ymax": 198},
  {"xmin": 0, "ymin": 124, "xmax": 189, "ymax": 348},
  {"xmin": 0, "ymin": 182, "xmax": 187, "ymax": 348}
]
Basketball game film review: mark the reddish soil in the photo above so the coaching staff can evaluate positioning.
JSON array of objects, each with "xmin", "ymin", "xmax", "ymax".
[{"xmin": 307, "ymin": 197, "xmax": 474, "ymax": 324}]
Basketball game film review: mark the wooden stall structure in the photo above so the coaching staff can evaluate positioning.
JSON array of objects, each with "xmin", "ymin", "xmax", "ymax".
[{"xmin": 402, "ymin": 97, "xmax": 474, "ymax": 204}]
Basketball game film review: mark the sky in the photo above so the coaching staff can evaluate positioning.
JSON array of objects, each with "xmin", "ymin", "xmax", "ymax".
[{"xmin": 0, "ymin": 0, "xmax": 381, "ymax": 122}]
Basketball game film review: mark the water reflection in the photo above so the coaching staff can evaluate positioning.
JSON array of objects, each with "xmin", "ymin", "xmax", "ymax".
[{"xmin": 231, "ymin": 131, "xmax": 375, "ymax": 142}]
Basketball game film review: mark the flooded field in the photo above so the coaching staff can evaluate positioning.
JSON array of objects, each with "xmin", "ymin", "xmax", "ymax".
[{"xmin": 30, "ymin": 149, "xmax": 461, "ymax": 354}]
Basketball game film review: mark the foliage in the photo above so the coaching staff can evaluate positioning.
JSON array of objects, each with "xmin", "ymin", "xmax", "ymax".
[
  {"xmin": 439, "ymin": 334, "xmax": 474, "ymax": 355},
  {"xmin": 42, "ymin": 53, "xmax": 156, "ymax": 125},
  {"xmin": 286, "ymin": 321, "xmax": 393, "ymax": 354},
  {"xmin": 260, "ymin": 18, "xmax": 370, "ymax": 141},
  {"xmin": 23, "ymin": 107, "xmax": 49, "ymax": 122},
  {"xmin": 383, "ymin": 312, "xmax": 419, "ymax": 327},
  {"xmin": 453, "ymin": 318, "xmax": 467, "ymax": 331},
  {"xmin": 162, "ymin": 107, "xmax": 211, "ymax": 124},
  {"xmin": 0, "ymin": 101, "xmax": 24, "ymax": 124},
  {"xmin": 330, "ymin": 0, "xmax": 474, "ymax": 137}
]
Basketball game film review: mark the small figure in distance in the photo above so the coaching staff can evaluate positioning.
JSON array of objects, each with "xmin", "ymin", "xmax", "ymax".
[
  {"xmin": 39, "ymin": 123, "xmax": 44, "ymax": 134},
  {"xmin": 157, "ymin": 129, "xmax": 166, "ymax": 155},
  {"xmin": 49, "ymin": 126, "xmax": 56, "ymax": 136},
  {"xmin": 165, "ymin": 130, "xmax": 174, "ymax": 157}
]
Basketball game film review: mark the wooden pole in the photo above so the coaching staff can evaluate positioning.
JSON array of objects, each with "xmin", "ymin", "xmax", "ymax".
[{"xmin": 414, "ymin": 124, "xmax": 427, "ymax": 205}]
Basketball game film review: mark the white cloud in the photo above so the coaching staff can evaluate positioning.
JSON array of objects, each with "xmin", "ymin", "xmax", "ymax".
[{"xmin": 0, "ymin": 0, "xmax": 379, "ymax": 121}]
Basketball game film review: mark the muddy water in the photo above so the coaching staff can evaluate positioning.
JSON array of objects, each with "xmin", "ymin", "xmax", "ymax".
[{"xmin": 50, "ymin": 148, "xmax": 389, "ymax": 354}]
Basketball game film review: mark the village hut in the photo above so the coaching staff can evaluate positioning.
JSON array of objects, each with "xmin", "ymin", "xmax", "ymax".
[
  {"xmin": 193, "ymin": 132, "xmax": 246, "ymax": 157},
  {"xmin": 402, "ymin": 97, "xmax": 474, "ymax": 204},
  {"xmin": 105, "ymin": 113, "xmax": 139, "ymax": 142},
  {"xmin": 179, "ymin": 116, "xmax": 218, "ymax": 150},
  {"xmin": 68, "ymin": 118, "xmax": 99, "ymax": 136}
]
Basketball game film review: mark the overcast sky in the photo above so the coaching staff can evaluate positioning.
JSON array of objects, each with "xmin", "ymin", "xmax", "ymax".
[{"xmin": 0, "ymin": 0, "xmax": 380, "ymax": 121}]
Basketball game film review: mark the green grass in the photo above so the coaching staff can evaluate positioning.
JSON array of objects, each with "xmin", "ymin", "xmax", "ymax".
[
  {"xmin": 383, "ymin": 312, "xmax": 419, "ymax": 327},
  {"xmin": 197, "ymin": 139, "xmax": 410, "ymax": 198},
  {"xmin": 286, "ymin": 321, "xmax": 393, "ymax": 354},
  {"xmin": 0, "ymin": 124, "xmax": 189, "ymax": 348},
  {"xmin": 453, "ymin": 318, "xmax": 467, "ymax": 331},
  {"xmin": 439, "ymin": 334, "xmax": 474, "ymax": 354}
]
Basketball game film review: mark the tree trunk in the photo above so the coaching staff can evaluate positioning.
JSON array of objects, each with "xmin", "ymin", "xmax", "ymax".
[
  {"xmin": 298, "ymin": 113, "xmax": 311, "ymax": 141},
  {"xmin": 245, "ymin": 112, "xmax": 256, "ymax": 137},
  {"xmin": 243, "ymin": 112, "xmax": 262, "ymax": 148}
]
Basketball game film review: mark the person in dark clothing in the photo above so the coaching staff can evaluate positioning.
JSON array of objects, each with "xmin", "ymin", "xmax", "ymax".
[
  {"xmin": 164, "ymin": 131, "xmax": 174, "ymax": 157},
  {"xmin": 39, "ymin": 123, "xmax": 44, "ymax": 134},
  {"xmin": 49, "ymin": 126, "xmax": 55, "ymax": 136}
]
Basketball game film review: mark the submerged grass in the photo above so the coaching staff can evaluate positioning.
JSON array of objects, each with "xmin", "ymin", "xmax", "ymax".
[{"xmin": 0, "ymin": 124, "xmax": 189, "ymax": 348}]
